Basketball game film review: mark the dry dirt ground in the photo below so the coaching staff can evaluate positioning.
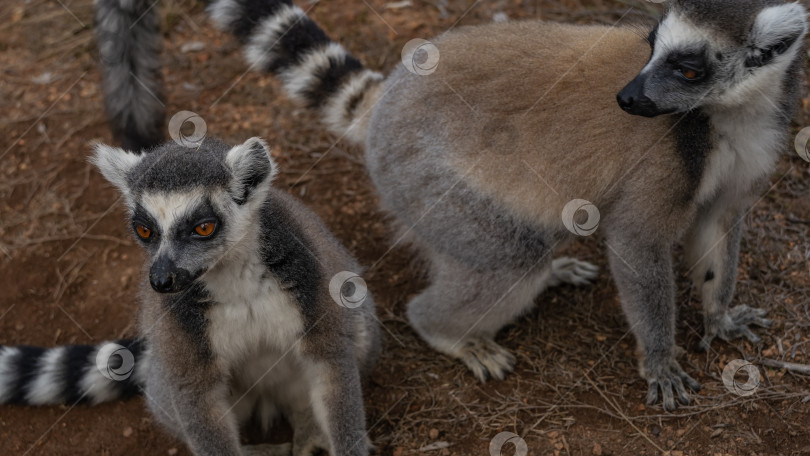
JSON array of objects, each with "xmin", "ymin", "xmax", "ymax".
[{"xmin": 2, "ymin": 0, "xmax": 810, "ymax": 455}]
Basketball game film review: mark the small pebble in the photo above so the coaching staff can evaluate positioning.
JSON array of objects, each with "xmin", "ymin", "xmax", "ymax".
[{"xmin": 180, "ymin": 41, "xmax": 206, "ymax": 53}]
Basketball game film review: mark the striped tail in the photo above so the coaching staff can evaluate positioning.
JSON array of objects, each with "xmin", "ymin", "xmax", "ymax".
[
  {"xmin": 0, "ymin": 339, "xmax": 147, "ymax": 406},
  {"xmin": 94, "ymin": 0, "xmax": 165, "ymax": 151},
  {"xmin": 208, "ymin": 0, "xmax": 385, "ymax": 145}
]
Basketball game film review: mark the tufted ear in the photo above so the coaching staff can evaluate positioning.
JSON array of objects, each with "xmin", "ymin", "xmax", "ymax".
[
  {"xmin": 90, "ymin": 143, "xmax": 144, "ymax": 198},
  {"xmin": 224, "ymin": 137, "xmax": 278, "ymax": 205},
  {"xmin": 746, "ymin": 2, "xmax": 808, "ymax": 68}
]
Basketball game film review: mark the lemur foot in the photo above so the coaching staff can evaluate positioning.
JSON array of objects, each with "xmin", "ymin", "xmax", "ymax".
[
  {"xmin": 457, "ymin": 337, "xmax": 515, "ymax": 382},
  {"xmin": 242, "ymin": 443, "xmax": 292, "ymax": 456},
  {"xmin": 699, "ymin": 305, "xmax": 771, "ymax": 352},
  {"xmin": 643, "ymin": 356, "xmax": 701, "ymax": 412},
  {"xmin": 549, "ymin": 257, "xmax": 599, "ymax": 287}
]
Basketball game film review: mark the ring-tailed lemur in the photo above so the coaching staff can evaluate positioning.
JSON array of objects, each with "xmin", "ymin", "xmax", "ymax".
[
  {"xmin": 95, "ymin": 0, "xmax": 807, "ymax": 411},
  {"xmin": 0, "ymin": 137, "xmax": 381, "ymax": 456}
]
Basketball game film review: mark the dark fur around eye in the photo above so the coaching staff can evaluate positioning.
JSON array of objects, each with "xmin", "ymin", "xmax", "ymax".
[
  {"xmin": 132, "ymin": 206, "xmax": 158, "ymax": 242},
  {"xmin": 663, "ymin": 48, "xmax": 709, "ymax": 82},
  {"xmin": 180, "ymin": 201, "xmax": 223, "ymax": 240}
]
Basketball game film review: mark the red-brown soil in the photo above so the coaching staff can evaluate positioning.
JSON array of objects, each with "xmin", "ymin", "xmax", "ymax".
[{"xmin": 1, "ymin": 1, "xmax": 809, "ymax": 455}]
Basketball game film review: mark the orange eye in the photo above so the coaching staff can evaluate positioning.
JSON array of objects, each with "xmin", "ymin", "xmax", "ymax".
[
  {"xmin": 680, "ymin": 68, "xmax": 699, "ymax": 80},
  {"xmin": 194, "ymin": 222, "xmax": 216, "ymax": 237},
  {"xmin": 135, "ymin": 225, "xmax": 152, "ymax": 239}
]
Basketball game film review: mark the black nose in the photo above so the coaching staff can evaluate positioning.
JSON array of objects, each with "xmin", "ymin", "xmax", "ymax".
[
  {"xmin": 616, "ymin": 91, "xmax": 636, "ymax": 110},
  {"xmin": 149, "ymin": 272, "xmax": 175, "ymax": 292},
  {"xmin": 150, "ymin": 255, "xmax": 180, "ymax": 293},
  {"xmin": 617, "ymin": 78, "xmax": 644, "ymax": 112},
  {"xmin": 616, "ymin": 76, "xmax": 667, "ymax": 118}
]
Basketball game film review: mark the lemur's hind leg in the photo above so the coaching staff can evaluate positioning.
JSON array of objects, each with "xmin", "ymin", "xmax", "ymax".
[
  {"xmin": 407, "ymin": 250, "xmax": 595, "ymax": 381},
  {"xmin": 685, "ymin": 205, "xmax": 771, "ymax": 351}
]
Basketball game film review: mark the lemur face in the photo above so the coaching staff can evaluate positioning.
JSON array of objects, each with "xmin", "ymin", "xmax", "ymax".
[
  {"xmin": 131, "ymin": 188, "xmax": 230, "ymax": 293},
  {"xmin": 617, "ymin": 1, "xmax": 807, "ymax": 117},
  {"xmin": 92, "ymin": 137, "xmax": 277, "ymax": 293}
]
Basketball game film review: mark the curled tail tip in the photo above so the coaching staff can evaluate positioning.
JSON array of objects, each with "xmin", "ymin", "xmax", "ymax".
[
  {"xmin": 0, "ymin": 340, "xmax": 146, "ymax": 406},
  {"xmin": 208, "ymin": 0, "xmax": 383, "ymax": 143},
  {"xmin": 321, "ymin": 69, "xmax": 385, "ymax": 144}
]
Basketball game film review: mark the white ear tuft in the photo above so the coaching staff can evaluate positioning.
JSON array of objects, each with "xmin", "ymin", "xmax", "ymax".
[
  {"xmin": 90, "ymin": 143, "xmax": 144, "ymax": 196},
  {"xmin": 751, "ymin": 2, "xmax": 808, "ymax": 49},
  {"xmin": 225, "ymin": 137, "xmax": 278, "ymax": 204}
]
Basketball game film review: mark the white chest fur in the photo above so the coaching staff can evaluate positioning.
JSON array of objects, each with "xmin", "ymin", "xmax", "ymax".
[
  {"xmin": 202, "ymin": 247, "xmax": 304, "ymax": 369},
  {"xmin": 696, "ymin": 105, "xmax": 783, "ymax": 205}
]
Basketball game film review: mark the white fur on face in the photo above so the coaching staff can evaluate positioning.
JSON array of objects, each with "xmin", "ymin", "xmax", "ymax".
[
  {"xmin": 139, "ymin": 190, "xmax": 206, "ymax": 237},
  {"xmin": 644, "ymin": 11, "xmax": 708, "ymax": 74}
]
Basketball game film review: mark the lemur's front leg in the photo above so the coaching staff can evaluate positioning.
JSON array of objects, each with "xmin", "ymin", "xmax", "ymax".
[
  {"xmin": 147, "ymin": 366, "xmax": 245, "ymax": 456},
  {"xmin": 607, "ymin": 232, "xmax": 701, "ymax": 411},
  {"xmin": 686, "ymin": 204, "xmax": 771, "ymax": 351},
  {"xmin": 306, "ymin": 352, "xmax": 369, "ymax": 456}
]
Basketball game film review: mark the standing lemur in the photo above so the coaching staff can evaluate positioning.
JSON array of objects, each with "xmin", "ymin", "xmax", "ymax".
[
  {"xmin": 93, "ymin": 0, "xmax": 806, "ymax": 411},
  {"xmin": 0, "ymin": 137, "xmax": 381, "ymax": 456}
]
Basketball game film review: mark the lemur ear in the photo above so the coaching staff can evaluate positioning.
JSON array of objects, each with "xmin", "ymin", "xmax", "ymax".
[
  {"xmin": 90, "ymin": 143, "xmax": 144, "ymax": 197},
  {"xmin": 746, "ymin": 3, "xmax": 808, "ymax": 68},
  {"xmin": 225, "ymin": 137, "xmax": 278, "ymax": 205}
]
